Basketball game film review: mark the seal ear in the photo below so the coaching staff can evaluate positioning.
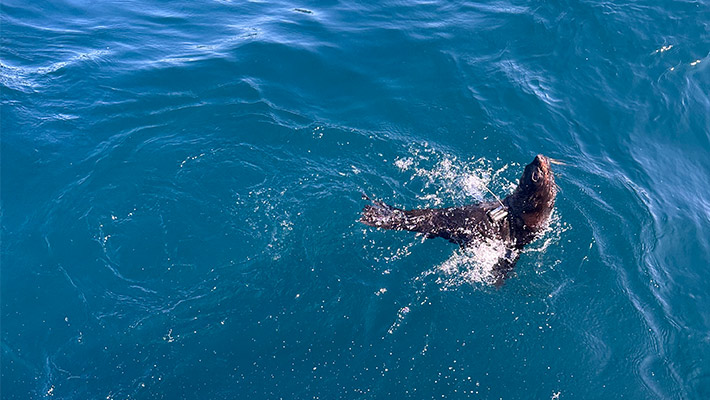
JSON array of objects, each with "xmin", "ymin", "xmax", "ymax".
[{"xmin": 532, "ymin": 170, "xmax": 541, "ymax": 182}]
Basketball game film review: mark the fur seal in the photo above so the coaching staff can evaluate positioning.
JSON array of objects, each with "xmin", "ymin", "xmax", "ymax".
[{"xmin": 360, "ymin": 154, "xmax": 558, "ymax": 285}]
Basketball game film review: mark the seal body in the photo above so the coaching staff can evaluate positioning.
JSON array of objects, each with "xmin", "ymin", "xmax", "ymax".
[{"xmin": 360, "ymin": 154, "xmax": 557, "ymax": 285}]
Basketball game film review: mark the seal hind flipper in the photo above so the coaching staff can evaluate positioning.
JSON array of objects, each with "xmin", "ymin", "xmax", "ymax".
[
  {"xmin": 360, "ymin": 201, "xmax": 405, "ymax": 229},
  {"xmin": 360, "ymin": 200, "xmax": 484, "ymax": 244}
]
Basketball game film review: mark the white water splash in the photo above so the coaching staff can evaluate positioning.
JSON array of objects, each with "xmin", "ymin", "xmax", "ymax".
[
  {"xmin": 394, "ymin": 146, "xmax": 517, "ymax": 208},
  {"xmin": 387, "ymin": 306, "xmax": 411, "ymax": 334},
  {"xmin": 417, "ymin": 238, "xmax": 510, "ymax": 288}
]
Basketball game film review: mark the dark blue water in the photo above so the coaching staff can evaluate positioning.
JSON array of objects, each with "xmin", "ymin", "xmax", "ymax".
[{"xmin": 2, "ymin": 0, "xmax": 709, "ymax": 398}]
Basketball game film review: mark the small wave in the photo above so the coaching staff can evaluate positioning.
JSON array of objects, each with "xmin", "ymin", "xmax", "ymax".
[
  {"xmin": 38, "ymin": 49, "xmax": 111, "ymax": 75},
  {"xmin": 498, "ymin": 59, "xmax": 561, "ymax": 106},
  {"xmin": 0, "ymin": 49, "xmax": 111, "ymax": 92},
  {"xmin": 0, "ymin": 62, "xmax": 39, "ymax": 92}
]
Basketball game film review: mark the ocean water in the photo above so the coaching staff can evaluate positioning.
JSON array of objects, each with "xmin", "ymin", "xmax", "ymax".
[{"xmin": 2, "ymin": 0, "xmax": 709, "ymax": 398}]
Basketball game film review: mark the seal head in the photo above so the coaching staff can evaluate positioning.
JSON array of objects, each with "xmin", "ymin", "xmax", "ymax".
[{"xmin": 504, "ymin": 154, "xmax": 557, "ymax": 247}]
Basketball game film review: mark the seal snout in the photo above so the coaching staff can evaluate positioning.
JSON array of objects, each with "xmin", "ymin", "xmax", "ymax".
[{"xmin": 534, "ymin": 154, "xmax": 550, "ymax": 170}]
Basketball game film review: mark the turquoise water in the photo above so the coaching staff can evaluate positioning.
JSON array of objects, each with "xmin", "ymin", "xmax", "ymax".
[{"xmin": 2, "ymin": 0, "xmax": 709, "ymax": 398}]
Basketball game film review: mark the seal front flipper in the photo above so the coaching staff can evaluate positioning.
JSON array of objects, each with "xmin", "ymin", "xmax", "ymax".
[{"xmin": 490, "ymin": 249, "xmax": 520, "ymax": 287}]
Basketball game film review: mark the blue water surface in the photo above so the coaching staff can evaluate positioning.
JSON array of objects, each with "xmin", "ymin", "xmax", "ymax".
[{"xmin": 2, "ymin": 0, "xmax": 709, "ymax": 398}]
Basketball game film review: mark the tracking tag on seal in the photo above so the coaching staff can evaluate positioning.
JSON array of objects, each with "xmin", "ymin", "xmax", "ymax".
[{"xmin": 487, "ymin": 205, "xmax": 508, "ymax": 222}]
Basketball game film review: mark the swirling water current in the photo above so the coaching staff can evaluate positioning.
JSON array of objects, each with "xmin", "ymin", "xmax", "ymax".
[{"xmin": 2, "ymin": 0, "xmax": 709, "ymax": 399}]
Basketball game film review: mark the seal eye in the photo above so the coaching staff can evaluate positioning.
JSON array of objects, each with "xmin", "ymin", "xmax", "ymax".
[{"xmin": 532, "ymin": 170, "xmax": 541, "ymax": 182}]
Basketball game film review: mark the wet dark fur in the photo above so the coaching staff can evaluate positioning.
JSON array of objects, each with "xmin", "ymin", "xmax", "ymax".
[{"xmin": 360, "ymin": 155, "xmax": 557, "ymax": 285}]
